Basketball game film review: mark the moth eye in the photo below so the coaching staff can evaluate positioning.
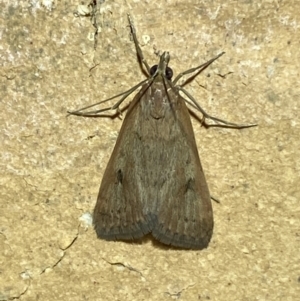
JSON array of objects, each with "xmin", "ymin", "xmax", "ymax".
[
  {"xmin": 165, "ymin": 67, "xmax": 173, "ymax": 80},
  {"xmin": 149, "ymin": 65, "xmax": 173, "ymax": 80},
  {"xmin": 150, "ymin": 65, "xmax": 158, "ymax": 76}
]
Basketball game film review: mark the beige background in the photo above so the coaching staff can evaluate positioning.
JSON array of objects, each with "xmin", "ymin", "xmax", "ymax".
[{"xmin": 1, "ymin": 0, "xmax": 299, "ymax": 300}]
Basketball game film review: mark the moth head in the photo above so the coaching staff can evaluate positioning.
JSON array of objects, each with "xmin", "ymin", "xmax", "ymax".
[
  {"xmin": 149, "ymin": 51, "xmax": 173, "ymax": 80},
  {"xmin": 149, "ymin": 65, "xmax": 173, "ymax": 80}
]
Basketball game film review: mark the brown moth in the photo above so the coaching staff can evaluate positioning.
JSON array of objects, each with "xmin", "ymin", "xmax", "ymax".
[
  {"xmin": 94, "ymin": 53, "xmax": 213, "ymax": 249},
  {"xmin": 69, "ymin": 15, "xmax": 256, "ymax": 249}
]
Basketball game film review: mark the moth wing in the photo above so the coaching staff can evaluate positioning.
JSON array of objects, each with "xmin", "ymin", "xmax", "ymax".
[
  {"xmin": 150, "ymin": 89, "xmax": 213, "ymax": 249},
  {"xmin": 93, "ymin": 85, "xmax": 153, "ymax": 240},
  {"xmin": 94, "ymin": 81, "xmax": 213, "ymax": 249}
]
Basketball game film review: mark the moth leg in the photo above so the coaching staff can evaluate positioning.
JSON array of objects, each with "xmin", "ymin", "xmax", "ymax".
[
  {"xmin": 172, "ymin": 52, "xmax": 225, "ymax": 85},
  {"xmin": 178, "ymin": 86, "xmax": 257, "ymax": 129},
  {"xmin": 68, "ymin": 78, "xmax": 149, "ymax": 116}
]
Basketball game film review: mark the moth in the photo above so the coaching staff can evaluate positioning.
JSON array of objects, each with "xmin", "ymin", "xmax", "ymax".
[{"xmin": 69, "ymin": 15, "xmax": 256, "ymax": 249}]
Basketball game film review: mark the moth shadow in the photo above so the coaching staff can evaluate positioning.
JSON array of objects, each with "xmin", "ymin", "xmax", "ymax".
[{"xmin": 118, "ymin": 234, "xmax": 200, "ymax": 251}]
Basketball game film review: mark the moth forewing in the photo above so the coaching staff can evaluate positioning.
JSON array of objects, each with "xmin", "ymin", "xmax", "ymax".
[
  {"xmin": 93, "ymin": 83, "xmax": 154, "ymax": 240},
  {"xmin": 149, "ymin": 79, "xmax": 213, "ymax": 249}
]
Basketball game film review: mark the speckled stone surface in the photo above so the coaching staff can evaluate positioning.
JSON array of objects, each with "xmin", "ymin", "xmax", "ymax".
[{"xmin": 1, "ymin": 1, "xmax": 299, "ymax": 300}]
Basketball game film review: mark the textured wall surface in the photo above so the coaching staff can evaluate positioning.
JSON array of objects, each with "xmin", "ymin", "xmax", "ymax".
[{"xmin": 1, "ymin": 0, "xmax": 299, "ymax": 300}]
